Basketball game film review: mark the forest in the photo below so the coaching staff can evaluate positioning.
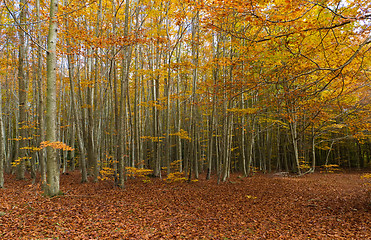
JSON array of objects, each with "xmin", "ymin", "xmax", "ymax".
[{"xmin": 0, "ymin": 0, "xmax": 370, "ymax": 238}]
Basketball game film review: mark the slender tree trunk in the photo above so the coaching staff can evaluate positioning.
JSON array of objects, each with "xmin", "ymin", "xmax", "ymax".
[
  {"xmin": 86, "ymin": 59, "xmax": 98, "ymax": 181},
  {"xmin": 246, "ymin": 117, "xmax": 255, "ymax": 176},
  {"xmin": 117, "ymin": 0, "xmax": 131, "ymax": 188},
  {"xmin": 207, "ymin": 33, "xmax": 220, "ymax": 180},
  {"xmin": 0, "ymin": 12, "xmax": 7, "ymax": 188},
  {"xmin": 175, "ymin": 41, "xmax": 183, "ymax": 173},
  {"xmin": 4, "ymin": 59, "xmax": 11, "ymax": 174},
  {"xmin": 64, "ymin": 0, "xmax": 87, "ymax": 183},
  {"xmin": 133, "ymin": 44, "xmax": 141, "ymax": 169},
  {"xmin": 289, "ymin": 119, "xmax": 301, "ymax": 175},
  {"xmin": 69, "ymin": 119, "xmax": 75, "ymax": 171},
  {"xmin": 189, "ymin": 10, "xmax": 200, "ymax": 181},
  {"xmin": 241, "ymin": 94, "xmax": 247, "ymax": 176},
  {"xmin": 45, "ymin": 0, "xmax": 60, "ymax": 196},
  {"xmin": 206, "ymin": 104, "xmax": 215, "ymax": 179},
  {"xmin": 276, "ymin": 125, "xmax": 281, "ymax": 172},
  {"xmin": 36, "ymin": 0, "xmax": 47, "ymax": 187},
  {"xmin": 0, "ymin": 78, "xmax": 6, "ymax": 188},
  {"xmin": 153, "ymin": 44, "xmax": 161, "ymax": 178},
  {"xmin": 165, "ymin": 11, "xmax": 171, "ymax": 176},
  {"xmin": 311, "ymin": 127, "xmax": 316, "ymax": 173},
  {"xmin": 17, "ymin": 0, "xmax": 27, "ymax": 180},
  {"xmin": 84, "ymin": 1, "xmax": 102, "ymax": 182}
]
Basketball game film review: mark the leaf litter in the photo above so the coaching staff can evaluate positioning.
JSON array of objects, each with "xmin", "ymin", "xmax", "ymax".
[{"xmin": 0, "ymin": 172, "xmax": 370, "ymax": 239}]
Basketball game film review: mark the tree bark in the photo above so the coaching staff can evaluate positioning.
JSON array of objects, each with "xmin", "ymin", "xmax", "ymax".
[
  {"xmin": 17, "ymin": 0, "xmax": 27, "ymax": 180},
  {"xmin": 0, "ymin": 77, "xmax": 6, "ymax": 188},
  {"xmin": 45, "ymin": 0, "xmax": 60, "ymax": 196},
  {"xmin": 36, "ymin": 0, "xmax": 47, "ymax": 188}
]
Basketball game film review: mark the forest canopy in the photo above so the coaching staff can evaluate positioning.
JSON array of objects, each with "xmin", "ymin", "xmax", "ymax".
[{"xmin": 0, "ymin": 0, "xmax": 370, "ymax": 191}]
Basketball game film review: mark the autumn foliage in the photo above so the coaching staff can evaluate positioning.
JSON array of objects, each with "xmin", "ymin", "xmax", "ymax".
[{"xmin": 0, "ymin": 0, "xmax": 370, "ymax": 236}]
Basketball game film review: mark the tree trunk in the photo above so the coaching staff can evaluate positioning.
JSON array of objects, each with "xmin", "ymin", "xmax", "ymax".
[
  {"xmin": 17, "ymin": 0, "xmax": 27, "ymax": 180},
  {"xmin": 45, "ymin": 0, "xmax": 60, "ymax": 196},
  {"xmin": 0, "ymin": 77, "xmax": 6, "ymax": 188},
  {"xmin": 64, "ymin": 0, "xmax": 88, "ymax": 183},
  {"xmin": 36, "ymin": 0, "xmax": 47, "ymax": 187},
  {"xmin": 311, "ymin": 127, "xmax": 316, "ymax": 173},
  {"xmin": 289, "ymin": 119, "xmax": 301, "ymax": 175}
]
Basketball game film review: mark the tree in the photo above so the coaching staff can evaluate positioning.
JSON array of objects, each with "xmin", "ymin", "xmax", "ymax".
[
  {"xmin": 45, "ymin": 0, "xmax": 60, "ymax": 197},
  {"xmin": 0, "ymin": 76, "xmax": 5, "ymax": 188},
  {"xmin": 0, "ymin": 0, "xmax": 369, "ymax": 186},
  {"xmin": 16, "ymin": 0, "xmax": 27, "ymax": 180}
]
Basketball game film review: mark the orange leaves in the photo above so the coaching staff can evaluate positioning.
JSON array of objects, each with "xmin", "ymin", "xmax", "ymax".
[{"xmin": 40, "ymin": 141, "xmax": 74, "ymax": 151}]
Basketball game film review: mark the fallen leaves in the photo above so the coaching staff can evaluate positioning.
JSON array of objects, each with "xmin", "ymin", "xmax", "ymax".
[{"xmin": 0, "ymin": 172, "xmax": 370, "ymax": 239}]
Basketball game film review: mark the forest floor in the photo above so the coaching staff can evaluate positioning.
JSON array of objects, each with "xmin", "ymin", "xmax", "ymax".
[{"xmin": 0, "ymin": 171, "xmax": 370, "ymax": 239}]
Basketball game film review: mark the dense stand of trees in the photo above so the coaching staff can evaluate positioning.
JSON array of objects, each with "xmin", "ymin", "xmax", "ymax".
[{"xmin": 0, "ymin": 0, "xmax": 370, "ymax": 193}]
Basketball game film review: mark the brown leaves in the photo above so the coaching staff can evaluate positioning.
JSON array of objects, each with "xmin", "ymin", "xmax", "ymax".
[{"xmin": 0, "ymin": 172, "xmax": 370, "ymax": 239}]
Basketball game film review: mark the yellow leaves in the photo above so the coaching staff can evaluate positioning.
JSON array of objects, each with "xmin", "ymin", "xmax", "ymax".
[
  {"xmin": 127, "ymin": 167, "xmax": 153, "ymax": 183},
  {"xmin": 140, "ymin": 136, "xmax": 165, "ymax": 142},
  {"xmin": 321, "ymin": 164, "xmax": 341, "ymax": 173},
  {"xmin": 330, "ymin": 124, "xmax": 346, "ymax": 129},
  {"xmin": 362, "ymin": 174, "xmax": 371, "ymax": 189},
  {"xmin": 99, "ymin": 166, "xmax": 153, "ymax": 181},
  {"xmin": 245, "ymin": 195, "xmax": 257, "ymax": 199},
  {"xmin": 20, "ymin": 147, "xmax": 41, "ymax": 151},
  {"xmin": 236, "ymin": 6, "xmax": 244, "ymax": 13},
  {"xmin": 170, "ymin": 160, "xmax": 182, "ymax": 170},
  {"xmin": 319, "ymin": 90, "xmax": 332, "ymax": 100},
  {"xmin": 9, "ymin": 136, "xmax": 33, "ymax": 141},
  {"xmin": 40, "ymin": 141, "xmax": 74, "ymax": 151},
  {"xmin": 166, "ymin": 172, "xmax": 186, "ymax": 183},
  {"xmin": 11, "ymin": 157, "xmax": 32, "ymax": 167},
  {"xmin": 81, "ymin": 104, "xmax": 92, "ymax": 109},
  {"xmin": 19, "ymin": 125, "xmax": 37, "ymax": 130},
  {"xmin": 126, "ymin": 167, "xmax": 153, "ymax": 178},
  {"xmin": 139, "ymin": 100, "xmax": 167, "ymax": 110},
  {"xmin": 299, "ymin": 158, "xmax": 311, "ymax": 171},
  {"xmin": 99, "ymin": 167, "xmax": 115, "ymax": 181},
  {"xmin": 258, "ymin": 117, "xmax": 289, "ymax": 128},
  {"xmin": 80, "ymin": 80, "xmax": 94, "ymax": 89},
  {"xmin": 169, "ymin": 129, "xmax": 191, "ymax": 141},
  {"xmin": 231, "ymin": 147, "xmax": 239, "ymax": 152},
  {"xmin": 227, "ymin": 108, "xmax": 259, "ymax": 115}
]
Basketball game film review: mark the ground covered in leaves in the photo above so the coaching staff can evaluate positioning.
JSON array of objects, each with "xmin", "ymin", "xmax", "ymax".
[{"xmin": 0, "ymin": 171, "xmax": 370, "ymax": 239}]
